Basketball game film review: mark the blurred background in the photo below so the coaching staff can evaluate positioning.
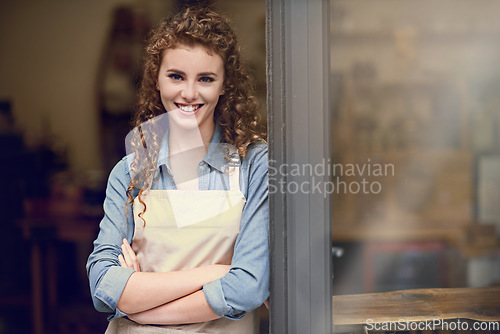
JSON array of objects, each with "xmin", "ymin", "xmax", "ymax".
[
  {"xmin": 0, "ymin": 0, "xmax": 265, "ymax": 333},
  {"xmin": 3, "ymin": 0, "xmax": 500, "ymax": 332},
  {"xmin": 330, "ymin": 0, "xmax": 500, "ymax": 300}
]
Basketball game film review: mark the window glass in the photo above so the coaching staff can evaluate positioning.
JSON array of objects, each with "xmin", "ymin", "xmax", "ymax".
[{"xmin": 330, "ymin": 0, "xmax": 500, "ymax": 295}]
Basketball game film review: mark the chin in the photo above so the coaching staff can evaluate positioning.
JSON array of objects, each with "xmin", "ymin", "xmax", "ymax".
[{"xmin": 170, "ymin": 118, "xmax": 201, "ymax": 131}]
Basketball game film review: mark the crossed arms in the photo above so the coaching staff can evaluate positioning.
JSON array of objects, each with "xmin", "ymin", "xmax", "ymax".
[{"xmin": 116, "ymin": 238, "xmax": 229, "ymax": 325}]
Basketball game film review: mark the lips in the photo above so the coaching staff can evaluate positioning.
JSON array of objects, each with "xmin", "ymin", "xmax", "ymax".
[{"xmin": 175, "ymin": 103, "xmax": 203, "ymax": 115}]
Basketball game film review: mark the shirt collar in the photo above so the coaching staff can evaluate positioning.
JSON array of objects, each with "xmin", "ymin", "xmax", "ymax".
[{"xmin": 203, "ymin": 123, "xmax": 228, "ymax": 172}]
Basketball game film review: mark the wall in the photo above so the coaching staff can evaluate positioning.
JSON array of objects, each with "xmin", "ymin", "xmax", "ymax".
[{"xmin": 0, "ymin": 0, "xmax": 172, "ymax": 173}]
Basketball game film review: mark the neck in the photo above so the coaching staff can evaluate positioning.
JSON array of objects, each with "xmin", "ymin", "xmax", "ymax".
[{"xmin": 168, "ymin": 122, "xmax": 215, "ymax": 155}]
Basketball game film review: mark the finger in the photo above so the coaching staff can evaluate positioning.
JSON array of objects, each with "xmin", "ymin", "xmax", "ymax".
[
  {"xmin": 264, "ymin": 300, "xmax": 269, "ymax": 309},
  {"xmin": 123, "ymin": 240, "xmax": 138, "ymax": 271},
  {"xmin": 123, "ymin": 239, "xmax": 140, "ymax": 272},
  {"xmin": 118, "ymin": 254, "xmax": 126, "ymax": 268},
  {"xmin": 121, "ymin": 243, "xmax": 134, "ymax": 268}
]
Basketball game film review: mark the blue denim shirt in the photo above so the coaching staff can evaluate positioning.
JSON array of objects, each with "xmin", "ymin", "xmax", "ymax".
[{"xmin": 86, "ymin": 123, "xmax": 269, "ymax": 321}]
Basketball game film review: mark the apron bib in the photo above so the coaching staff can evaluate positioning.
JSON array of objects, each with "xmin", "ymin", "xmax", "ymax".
[{"xmin": 106, "ymin": 162, "xmax": 259, "ymax": 334}]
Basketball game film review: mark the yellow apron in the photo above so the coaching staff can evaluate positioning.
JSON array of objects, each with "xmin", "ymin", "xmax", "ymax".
[{"xmin": 106, "ymin": 163, "xmax": 259, "ymax": 333}]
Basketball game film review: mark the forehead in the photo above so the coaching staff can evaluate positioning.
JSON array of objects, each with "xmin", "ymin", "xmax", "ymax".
[{"xmin": 160, "ymin": 44, "xmax": 224, "ymax": 71}]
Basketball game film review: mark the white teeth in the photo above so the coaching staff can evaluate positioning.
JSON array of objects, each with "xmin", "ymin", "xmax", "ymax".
[{"xmin": 178, "ymin": 104, "xmax": 199, "ymax": 112}]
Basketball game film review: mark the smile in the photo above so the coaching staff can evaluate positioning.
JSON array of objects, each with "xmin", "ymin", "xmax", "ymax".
[{"xmin": 175, "ymin": 103, "xmax": 203, "ymax": 114}]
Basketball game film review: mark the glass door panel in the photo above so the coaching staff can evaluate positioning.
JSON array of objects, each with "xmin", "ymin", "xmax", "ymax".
[{"xmin": 330, "ymin": 0, "xmax": 500, "ymax": 295}]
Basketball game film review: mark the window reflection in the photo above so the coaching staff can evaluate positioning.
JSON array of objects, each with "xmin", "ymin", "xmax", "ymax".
[{"xmin": 330, "ymin": 0, "xmax": 500, "ymax": 295}]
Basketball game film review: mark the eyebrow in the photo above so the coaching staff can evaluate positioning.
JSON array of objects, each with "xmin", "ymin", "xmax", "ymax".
[{"xmin": 167, "ymin": 69, "xmax": 218, "ymax": 77}]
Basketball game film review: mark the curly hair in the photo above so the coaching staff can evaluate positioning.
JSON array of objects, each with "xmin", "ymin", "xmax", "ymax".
[
  {"xmin": 125, "ymin": 6, "xmax": 266, "ymax": 225},
  {"xmin": 135, "ymin": 6, "xmax": 266, "ymax": 155}
]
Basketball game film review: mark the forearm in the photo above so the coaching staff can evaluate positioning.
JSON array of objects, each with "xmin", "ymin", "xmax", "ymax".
[
  {"xmin": 128, "ymin": 290, "xmax": 219, "ymax": 325},
  {"xmin": 117, "ymin": 265, "xmax": 227, "ymax": 314}
]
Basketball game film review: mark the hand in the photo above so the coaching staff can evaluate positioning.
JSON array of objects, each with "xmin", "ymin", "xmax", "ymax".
[
  {"xmin": 118, "ymin": 238, "xmax": 141, "ymax": 272},
  {"xmin": 264, "ymin": 299, "xmax": 269, "ymax": 309}
]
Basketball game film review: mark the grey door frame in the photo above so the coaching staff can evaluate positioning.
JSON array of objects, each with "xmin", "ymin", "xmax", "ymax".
[{"xmin": 267, "ymin": 0, "xmax": 333, "ymax": 333}]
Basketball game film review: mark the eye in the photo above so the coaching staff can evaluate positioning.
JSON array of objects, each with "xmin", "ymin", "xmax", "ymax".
[
  {"xmin": 168, "ymin": 73, "xmax": 183, "ymax": 81},
  {"xmin": 199, "ymin": 76, "xmax": 214, "ymax": 83}
]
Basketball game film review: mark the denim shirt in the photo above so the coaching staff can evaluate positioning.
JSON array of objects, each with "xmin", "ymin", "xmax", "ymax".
[{"xmin": 86, "ymin": 123, "xmax": 269, "ymax": 321}]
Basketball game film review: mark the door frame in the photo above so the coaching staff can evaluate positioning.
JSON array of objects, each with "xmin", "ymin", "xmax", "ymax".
[{"xmin": 267, "ymin": 0, "xmax": 333, "ymax": 333}]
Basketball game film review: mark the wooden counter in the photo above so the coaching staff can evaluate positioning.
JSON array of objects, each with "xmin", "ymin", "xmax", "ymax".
[{"xmin": 333, "ymin": 287, "xmax": 500, "ymax": 331}]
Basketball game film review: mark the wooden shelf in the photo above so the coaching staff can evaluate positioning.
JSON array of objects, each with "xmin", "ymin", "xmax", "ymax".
[{"xmin": 333, "ymin": 220, "xmax": 468, "ymax": 245}]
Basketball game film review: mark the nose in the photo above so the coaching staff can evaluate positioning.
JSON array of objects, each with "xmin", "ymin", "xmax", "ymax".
[{"xmin": 180, "ymin": 81, "xmax": 198, "ymax": 101}]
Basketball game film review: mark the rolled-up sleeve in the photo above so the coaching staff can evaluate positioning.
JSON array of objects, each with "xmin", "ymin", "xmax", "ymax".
[
  {"xmin": 86, "ymin": 157, "xmax": 137, "ymax": 320},
  {"xmin": 203, "ymin": 144, "xmax": 269, "ymax": 320}
]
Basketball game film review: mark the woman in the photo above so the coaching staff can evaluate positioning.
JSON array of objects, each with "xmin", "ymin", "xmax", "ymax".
[{"xmin": 86, "ymin": 6, "xmax": 269, "ymax": 333}]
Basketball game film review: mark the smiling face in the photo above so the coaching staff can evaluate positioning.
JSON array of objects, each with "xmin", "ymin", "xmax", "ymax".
[{"xmin": 157, "ymin": 43, "xmax": 225, "ymax": 140}]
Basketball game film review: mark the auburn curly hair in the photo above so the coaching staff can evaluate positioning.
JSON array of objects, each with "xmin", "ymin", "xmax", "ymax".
[
  {"xmin": 125, "ymin": 6, "xmax": 266, "ymax": 226},
  {"xmin": 135, "ymin": 6, "xmax": 266, "ymax": 155}
]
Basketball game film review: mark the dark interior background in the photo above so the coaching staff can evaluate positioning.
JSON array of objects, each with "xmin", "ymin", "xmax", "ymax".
[{"xmin": 0, "ymin": 0, "xmax": 266, "ymax": 333}]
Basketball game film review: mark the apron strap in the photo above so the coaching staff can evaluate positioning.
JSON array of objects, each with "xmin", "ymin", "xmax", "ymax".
[
  {"xmin": 227, "ymin": 148, "xmax": 241, "ymax": 191},
  {"xmin": 228, "ymin": 157, "xmax": 241, "ymax": 191},
  {"xmin": 229, "ymin": 166, "xmax": 240, "ymax": 191}
]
